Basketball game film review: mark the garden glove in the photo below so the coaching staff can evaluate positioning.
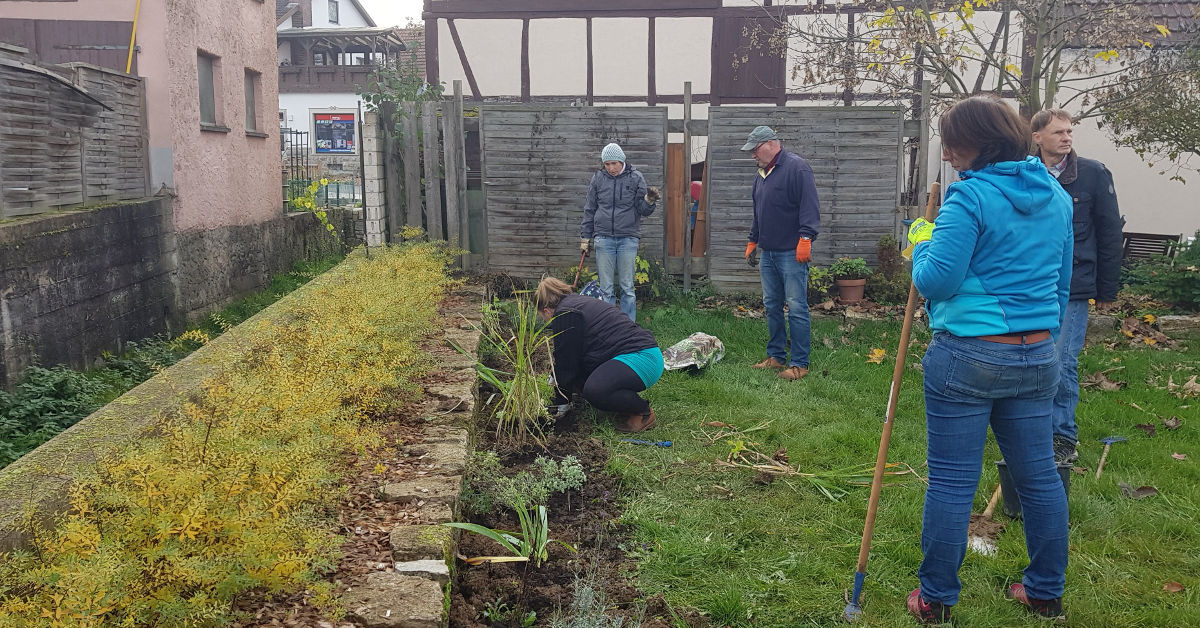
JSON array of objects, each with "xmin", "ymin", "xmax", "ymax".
[
  {"xmin": 645, "ymin": 186, "xmax": 661, "ymax": 204},
  {"xmin": 903, "ymin": 218, "xmax": 935, "ymax": 260},
  {"xmin": 795, "ymin": 237, "xmax": 812, "ymax": 263},
  {"xmin": 580, "ymin": 238, "xmax": 591, "ymax": 254},
  {"xmin": 745, "ymin": 242, "xmax": 759, "ymax": 268}
]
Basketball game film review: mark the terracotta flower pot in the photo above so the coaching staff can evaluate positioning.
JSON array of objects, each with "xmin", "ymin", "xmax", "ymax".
[{"xmin": 835, "ymin": 278, "xmax": 866, "ymax": 303}]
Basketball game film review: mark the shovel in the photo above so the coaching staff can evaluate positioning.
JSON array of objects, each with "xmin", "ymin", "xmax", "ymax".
[{"xmin": 967, "ymin": 485, "xmax": 1005, "ymax": 556}]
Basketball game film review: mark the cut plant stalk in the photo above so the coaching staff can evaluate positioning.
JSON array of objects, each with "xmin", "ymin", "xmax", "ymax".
[
  {"xmin": 845, "ymin": 181, "xmax": 940, "ymax": 623},
  {"xmin": 967, "ymin": 484, "xmax": 1005, "ymax": 556}
]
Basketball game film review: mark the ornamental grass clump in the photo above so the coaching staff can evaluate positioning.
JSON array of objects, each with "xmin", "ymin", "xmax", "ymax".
[
  {"xmin": 0, "ymin": 243, "xmax": 453, "ymax": 626},
  {"xmin": 469, "ymin": 297, "xmax": 555, "ymax": 445}
]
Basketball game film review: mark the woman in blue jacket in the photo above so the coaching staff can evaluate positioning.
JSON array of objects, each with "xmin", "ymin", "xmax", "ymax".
[
  {"xmin": 580, "ymin": 143, "xmax": 659, "ymax": 322},
  {"xmin": 905, "ymin": 96, "xmax": 1073, "ymax": 624}
]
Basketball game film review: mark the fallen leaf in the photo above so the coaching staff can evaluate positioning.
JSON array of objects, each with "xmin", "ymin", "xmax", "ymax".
[
  {"xmin": 1172, "ymin": 452, "xmax": 1187, "ymax": 460},
  {"xmin": 1081, "ymin": 371, "xmax": 1126, "ymax": 391},
  {"xmin": 866, "ymin": 348, "xmax": 887, "ymax": 364},
  {"xmin": 1135, "ymin": 423, "xmax": 1157, "ymax": 437},
  {"xmin": 1118, "ymin": 482, "xmax": 1159, "ymax": 500},
  {"xmin": 705, "ymin": 421, "xmax": 728, "ymax": 428},
  {"xmin": 1164, "ymin": 416, "xmax": 1183, "ymax": 430},
  {"xmin": 1144, "ymin": 337, "xmax": 1157, "ymax": 345},
  {"xmin": 1164, "ymin": 581, "xmax": 1185, "ymax": 593},
  {"xmin": 1143, "ymin": 313, "xmax": 1157, "ymax": 324},
  {"xmin": 822, "ymin": 337, "xmax": 836, "ymax": 349},
  {"xmin": 820, "ymin": 300, "xmax": 835, "ymax": 311},
  {"xmin": 1071, "ymin": 466, "xmax": 1089, "ymax": 475}
]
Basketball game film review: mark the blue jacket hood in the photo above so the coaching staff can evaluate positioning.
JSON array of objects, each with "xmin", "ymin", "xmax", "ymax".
[{"xmin": 960, "ymin": 157, "xmax": 1063, "ymax": 217}]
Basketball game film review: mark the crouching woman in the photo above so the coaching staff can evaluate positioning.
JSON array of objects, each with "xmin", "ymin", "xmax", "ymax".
[{"xmin": 534, "ymin": 277, "xmax": 663, "ymax": 433}]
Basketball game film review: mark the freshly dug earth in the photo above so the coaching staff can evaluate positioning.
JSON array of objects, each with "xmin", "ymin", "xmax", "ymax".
[{"xmin": 447, "ymin": 416, "xmax": 700, "ymax": 628}]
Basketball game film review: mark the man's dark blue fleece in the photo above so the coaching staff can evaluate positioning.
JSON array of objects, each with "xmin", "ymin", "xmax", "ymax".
[{"xmin": 748, "ymin": 149, "xmax": 821, "ymax": 250}]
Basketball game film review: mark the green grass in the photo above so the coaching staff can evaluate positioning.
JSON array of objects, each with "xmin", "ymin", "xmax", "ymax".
[{"xmin": 601, "ymin": 302, "xmax": 1200, "ymax": 627}]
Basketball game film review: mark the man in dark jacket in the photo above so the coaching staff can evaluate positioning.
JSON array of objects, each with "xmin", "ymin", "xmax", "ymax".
[
  {"xmin": 1032, "ymin": 109, "xmax": 1124, "ymax": 464},
  {"xmin": 741, "ymin": 126, "xmax": 821, "ymax": 381},
  {"xmin": 580, "ymin": 143, "xmax": 660, "ymax": 322}
]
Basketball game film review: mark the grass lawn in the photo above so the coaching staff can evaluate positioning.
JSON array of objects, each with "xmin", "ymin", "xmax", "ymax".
[{"xmin": 601, "ymin": 302, "xmax": 1199, "ymax": 627}]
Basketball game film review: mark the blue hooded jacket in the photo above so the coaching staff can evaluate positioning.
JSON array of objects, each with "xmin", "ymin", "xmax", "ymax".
[{"xmin": 912, "ymin": 157, "xmax": 1073, "ymax": 337}]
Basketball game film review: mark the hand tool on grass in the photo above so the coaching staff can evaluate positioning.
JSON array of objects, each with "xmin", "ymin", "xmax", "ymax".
[
  {"xmin": 844, "ymin": 182, "xmax": 940, "ymax": 623},
  {"xmin": 619, "ymin": 438, "xmax": 672, "ymax": 447},
  {"xmin": 967, "ymin": 485, "xmax": 1005, "ymax": 556},
  {"xmin": 1095, "ymin": 435, "xmax": 1127, "ymax": 479}
]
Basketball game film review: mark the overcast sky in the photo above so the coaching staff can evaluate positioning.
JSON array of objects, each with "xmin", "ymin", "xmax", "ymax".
[{"xmin": 357, "ymin": 0, "xmax": 426, "ymax": 28}]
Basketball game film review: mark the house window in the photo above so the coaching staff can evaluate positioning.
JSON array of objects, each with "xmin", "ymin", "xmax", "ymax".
[
  {"xmin": 198, "ymin": 51, "xmax": 221, "ymax": 127},
  {"xmin": 244, "ymin": 69, "xmax": 261, "ymax": 132},
  {"xmin": 328, "ymin": 0, "xmax": 339, "ymax": 24}
]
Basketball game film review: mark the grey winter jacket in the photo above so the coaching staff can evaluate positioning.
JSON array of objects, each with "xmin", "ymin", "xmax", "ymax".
[{"xmin": 581, "ymin": 162, "xmax": 656, "ymax": 239}]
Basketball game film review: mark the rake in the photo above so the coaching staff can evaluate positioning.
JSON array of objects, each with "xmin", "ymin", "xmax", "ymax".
[{"xmin": 844, "ymin": 182, "xmax": 940, "ymax": 622}]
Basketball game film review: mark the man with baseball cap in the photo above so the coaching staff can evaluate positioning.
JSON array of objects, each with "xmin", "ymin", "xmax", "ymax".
[{"xmin": 741, "ymin": 125, "xmax": 821, "ymax": 380}]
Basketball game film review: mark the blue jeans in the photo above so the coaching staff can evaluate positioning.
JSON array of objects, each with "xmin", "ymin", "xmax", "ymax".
[
  {"xmin": 759, "ymin": 250, "xmax": 811, "ymax": 368},
  {"xmin": 919, "ymin": 333, "xmax": 1068, "ymax": 605},
  {"xmin": 594, "ymin": 236, "xmax": 639, "ymax": 321},
  {"xmin": 1051, "ymin": 299, "xmax": 1089, "ymax": 444}
]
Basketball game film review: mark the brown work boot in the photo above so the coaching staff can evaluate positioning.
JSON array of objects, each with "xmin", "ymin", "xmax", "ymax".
[
  {"xmin": 616, "ymin": 409, "xmax": 656, "ymax": 433},
  {"xmin": 779, "ymin": 366, "xmax": 809, "ymax": 380},
  {"xmin": 752, "ymin": 357, "xmax": 786, "ymax": 369}
]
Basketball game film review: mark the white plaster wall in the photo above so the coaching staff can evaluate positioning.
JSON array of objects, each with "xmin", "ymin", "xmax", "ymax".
[
  {"xmin": 311, "ymin": 0, "xmax": 371, "ymax": 28},
  {"xmin": 280, "ymin": 92, "xmax": 362, "ymax": 132},
  {"xmin": 655, "ymin": 18, "xmax": 711, "ymax": 95},
  {"xmin": 278, "ymin": 42, "xmax": 293, "ymax": 65},
  {"xmin": 438, "ymin": 19, "xmax": 522, "ymax": 96},
  {"xmin": 529, "ymin": 19, "xmax": 587, "ymax": 96},
  {"xmin": 592, "ymin": 18, "xmax": 648, "ymax": 97}
]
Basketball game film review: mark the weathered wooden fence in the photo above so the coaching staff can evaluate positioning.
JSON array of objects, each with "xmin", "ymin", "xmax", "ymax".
[
  {"xmin": 0, "ymin": 45, "xmax": 148, "ymax": 218},
  {"xmin": 478, "ymin": 106, "xmax": 668, "ymax": 278},
  {"xmin": 706, "ymin": 106, "xmax": 904, "ymax": 292}
]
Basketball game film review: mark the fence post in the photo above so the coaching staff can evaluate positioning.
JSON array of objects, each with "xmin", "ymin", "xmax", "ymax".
[
  {"xmin": 454, "ymin": 81, "xmax": 469, "ymax": 269},
  {"xmin": 421, "ymin": 101, "xmax": 444, "ymax": 240},
  {"xmin": 381, "ymin": 102, "xmax": 404, "ymax": 242},
  {"xmin": 682, "ymin": 81, "xmax": 692, "ymax": 293},
  {"xmin": 402, "ymin": 102, "xmax": 422, "ymax": 230},
  {"xmin": 443, "ymin": 88, "xmax": 462, "ymax": 263}
]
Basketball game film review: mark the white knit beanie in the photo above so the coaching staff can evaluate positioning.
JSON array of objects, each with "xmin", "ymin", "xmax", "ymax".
[{"xmin": 601, "ymin": 143, "xmax": 626, "ymax": 163}]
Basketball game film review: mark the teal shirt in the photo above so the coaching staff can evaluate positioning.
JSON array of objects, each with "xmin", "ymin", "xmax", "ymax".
[{"xmin": 613, "ymin": 347, "xmax": 664, "ymax": 389}]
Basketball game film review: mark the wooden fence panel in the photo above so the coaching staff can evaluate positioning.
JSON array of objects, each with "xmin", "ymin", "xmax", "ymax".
[
  {"xmin": 706, "ymin": 106, "xmax": 904, "ymax": 293},
  {"xmin": 479, "ymin": 106, "xmax": 668, "ymax": 279}
]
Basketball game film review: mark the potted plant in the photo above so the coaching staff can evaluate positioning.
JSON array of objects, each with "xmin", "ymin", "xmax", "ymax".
[{"xmin": 829, "ymin": 256, "xmax": 869, "ymax": 303}]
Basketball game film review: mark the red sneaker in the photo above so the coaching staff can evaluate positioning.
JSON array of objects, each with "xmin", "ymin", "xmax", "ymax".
[
  {"xmin": 906, "ymin": 589, "xmax": 951, "ymax": 625},
  {"xmin": 1007, "ymin": 583, "xmax": 1065, "ymax": 622}
]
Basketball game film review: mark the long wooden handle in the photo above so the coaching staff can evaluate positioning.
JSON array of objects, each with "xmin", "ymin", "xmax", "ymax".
[
  {"xmin": 981, "ymin": 484, "xmax": 1003, "ymax": 519},
  {"xmin": 854, "ymin": 181, "xmax": 941, "ymax": 574},
  {"xmin": 1095, "ymin": 443, "xmax": 1113, "ymax": 479},
  {"xmin": 571, "ymin": 248, "xmax": 587, "ymax": 289}
]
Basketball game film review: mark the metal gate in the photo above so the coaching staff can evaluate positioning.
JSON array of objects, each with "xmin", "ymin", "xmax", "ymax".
[
  {"xmin": 281, "ymin": 129, "xmax": 310, "ymax": 211},
  {"xmin": 706, "ymin": 106, "xmax": 905, "ymax": 293},
  {"xmin": 479, "ymin": 106, "xmax": 668, "ymax": 279}
]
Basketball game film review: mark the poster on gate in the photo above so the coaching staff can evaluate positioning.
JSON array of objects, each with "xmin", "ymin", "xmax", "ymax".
[{"xmin": 314, "ymin": 113, "xmax": 356, "ymax": 153}]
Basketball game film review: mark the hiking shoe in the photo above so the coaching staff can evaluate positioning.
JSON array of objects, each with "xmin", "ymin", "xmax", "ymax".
[
  {"xmin": 1007, "ymin": 583, "xmax": 1065, "ymax": 622},
  {"xmin": 1052, "ymin": 436, "xmax": 1078, "ymax": 465},
  {"xmin": 779, "ymin": 366, "xmax": 809, "ymax": 380},
  {"xmin": 906, "ymin": 589, "xmax": 951, "ymax": 625},
  {"xmin": 752, "ymin": 357, "xmax": 786, "ymax": 369}
]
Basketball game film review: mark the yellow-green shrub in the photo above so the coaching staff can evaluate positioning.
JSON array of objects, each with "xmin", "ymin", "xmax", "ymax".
[{"xmin": 0, "ymin": 243, "xmax": 454, "ymax": 626}]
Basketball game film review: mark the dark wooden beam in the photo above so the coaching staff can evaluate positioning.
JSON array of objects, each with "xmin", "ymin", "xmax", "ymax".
[
  {"xmin": 447, "ymin": 19, "xmax": 482, "ymax": 100},
  {"xmin": 709, "ymin": 16, "xmax": 720, "ymax": 106},
  {"xmin": 647, "ymin": 17, "xmax": 656, "ymax": 106},
  {"xmin": 521, "ymin": 18, "xmax": 530, "ymax": 102},
  {"xmin": 586, "ymin": 18, "xmax": 594, "ymax": 106},
  {"xmin": 425, "ymin": 16, "xmax": 439, "ymax": 85}
]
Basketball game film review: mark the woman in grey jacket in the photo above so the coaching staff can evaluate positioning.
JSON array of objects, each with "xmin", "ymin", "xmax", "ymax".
[{"xmin": 580, "ymin": 143, "xmax": 659, "ymax": 321}]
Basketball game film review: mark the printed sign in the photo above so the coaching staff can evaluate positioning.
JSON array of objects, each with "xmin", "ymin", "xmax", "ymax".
[{"xmin": 314, "ymin": 113, "xmax": 355, "ymax": 153}]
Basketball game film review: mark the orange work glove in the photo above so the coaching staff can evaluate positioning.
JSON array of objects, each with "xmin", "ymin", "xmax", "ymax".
[
  {"xmin": 795, "ymin": 237, "xmax": 812, "ymax": 263},
  {"xmin": 745, "ymin": 242, "xmax": 759, "ymax": 268}
]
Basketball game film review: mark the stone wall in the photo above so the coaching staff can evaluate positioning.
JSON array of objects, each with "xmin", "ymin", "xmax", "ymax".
[
  {"xmin": 0, "ymin": 199, "xmax": 176, "ymax": 387},
  {"xmin": 0, "ymin": 198, "xmax": 347, "ymax": 387}
]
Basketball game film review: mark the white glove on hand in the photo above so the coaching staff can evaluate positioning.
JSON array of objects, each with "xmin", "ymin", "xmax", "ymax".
[{"xmin": 580, "ymin": 238, "xmax": 591, "ymax": 253}]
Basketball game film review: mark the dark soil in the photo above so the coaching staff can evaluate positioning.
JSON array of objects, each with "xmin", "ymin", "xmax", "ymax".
[{"xmin": 447, "ymin": 419, "xmax": 701, "ymax": 628}]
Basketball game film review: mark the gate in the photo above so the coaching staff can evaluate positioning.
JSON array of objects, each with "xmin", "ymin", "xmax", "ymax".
[
  {"xmin": 281, "ymin": 129, "xmax": 310, "ymax": 211},
  {"xmin": 479, "ymin": 106, "xmax": 668, "ymax": 279},
  {"xmin": 706, "ymin": 106, "xmax": 905, "ymax": 293}
]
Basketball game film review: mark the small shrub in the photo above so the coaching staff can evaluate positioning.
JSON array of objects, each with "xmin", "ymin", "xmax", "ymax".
[
  {"xmin": 1122, "ymin": 232, "xmax": 1200, "ymax": 311},
  {"xmin": 463, "ymin": 452, "xmax": 586, "ymax": 514},
  {"xmin": 807, "ymin": 266, "xmax": 833, "ymax": 304},
  {"xmin": 549, "ymin": 571, "xmax": 643, "ymax": 628},
  {"xmin": 865, "ymin": 235, "xmax": 912, "ymax": 305}
]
